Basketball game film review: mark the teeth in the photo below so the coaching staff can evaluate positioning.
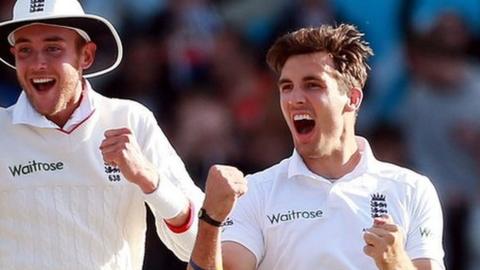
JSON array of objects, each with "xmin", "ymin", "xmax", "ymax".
[
  {"xmin": 32, "ymin": 78, "xmax": 54, "ymax": 84},
  {"xmin": 293, "ymin": 114, "xmax": 313, "ymax": 121}
]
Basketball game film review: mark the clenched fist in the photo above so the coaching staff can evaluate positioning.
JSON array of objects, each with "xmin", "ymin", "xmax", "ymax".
[
  {"xmin": 202, "ymin": 165, "xmax": 247, "ymax": 223},
  {"xmin": 363, "ymin": 215, "xmax": 415, "ymax": 270},
  {"xmin": 99, "ymin": 128, "xmax": 158, "ymax": 193}
]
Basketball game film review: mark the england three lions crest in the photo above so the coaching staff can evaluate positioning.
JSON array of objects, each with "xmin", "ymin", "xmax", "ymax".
[{"xmin": 370, "ymin": 193, "xmax": 388, "ymax": 218}]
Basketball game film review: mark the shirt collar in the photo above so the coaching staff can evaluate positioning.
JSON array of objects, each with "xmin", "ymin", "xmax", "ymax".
[
  {"xmin": 12, "ymin": 80, "xmax": 96, "ymax": 132},
  {"xmin": 287, "ymin": 136, "xmax": 379, "ymax": 182}
]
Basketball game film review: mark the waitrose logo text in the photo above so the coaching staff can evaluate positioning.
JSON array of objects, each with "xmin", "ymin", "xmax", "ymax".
[
  {"xmin": 9, "ymin": 160, "xmax": 64, "ymax": 177},
  {"xmin": 267, "ymin": 209, "xmax": 323, "ymax": 224}
]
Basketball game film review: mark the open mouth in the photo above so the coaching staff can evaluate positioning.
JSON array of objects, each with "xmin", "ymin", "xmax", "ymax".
[
  {"xmin": 293, "ymin": 114, "xmax": 315, "ymax": 134},
  {"xmin": 31, "ymin": 78, "xmax": 56, "ymax": 92}
]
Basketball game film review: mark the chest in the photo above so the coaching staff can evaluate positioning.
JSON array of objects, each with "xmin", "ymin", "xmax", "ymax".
[
  {"xmin": 0, "ymin": 126, "xmax": 128, "ymax": 190},
  {"xmin": 259, "ymin": 178, "xmax": 409, "ymax": 268}
]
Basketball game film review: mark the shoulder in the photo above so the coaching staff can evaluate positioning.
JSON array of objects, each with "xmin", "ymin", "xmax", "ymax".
[
  {"xmin": 93, "ymin": 92, "xmax": 153, "ymax": 116},
  {"xmin": 371, "ymin": 160, "xmax": 434, "ymax": 191},
  {"xmin": 0, "ymin": 106, "xmax": 14, "ymax": 126},
  {"xmin": 245, "ymin": 157, "xmax": 291, "ymax": 191},
  {"xmin": 91, "ymin": 91, "xmax": 157, "ymax": 129},
  {"xmin": 0, "ymin": 106, "xmax": 9, "ymax": 117}
]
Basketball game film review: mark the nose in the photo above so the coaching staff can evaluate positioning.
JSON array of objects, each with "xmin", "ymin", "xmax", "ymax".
[
  {"xmin": 288, "ymin": 87, "xmax": 306, "ymax": 106},
  {"xmin": 31, "ymin": 51, "xmax": 48, "ymax": 71}
]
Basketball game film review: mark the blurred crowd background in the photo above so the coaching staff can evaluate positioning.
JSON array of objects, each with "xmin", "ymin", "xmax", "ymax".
[{"xmin": 1, "ymin": 0, "xmax": 480, "ymax": 269}]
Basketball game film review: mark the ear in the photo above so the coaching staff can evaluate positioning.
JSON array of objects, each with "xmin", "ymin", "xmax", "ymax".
[
  {"xmin": 345, "ymin": 87, "xmax": 363, "ymax": 112},
  {"xmin": 80, "ymin": 42, "xmax": 97, "ymax": 70},
  {"xmin": 10, "ymin": 47, "xmax": 16, "ymax": 57}
]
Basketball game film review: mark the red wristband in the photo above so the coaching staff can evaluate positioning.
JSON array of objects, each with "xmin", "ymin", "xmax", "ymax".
[{"xmin": 165, "ymin": 200, "xmax": 195, "ymax": 234}]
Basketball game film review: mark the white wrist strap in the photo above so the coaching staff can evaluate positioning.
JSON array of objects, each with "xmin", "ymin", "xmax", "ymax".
[{"xmin": 144, "ymin": 172, "xmax": 188, "ymax": 219}]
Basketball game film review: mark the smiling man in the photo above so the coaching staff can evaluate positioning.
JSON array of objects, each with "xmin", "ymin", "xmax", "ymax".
[
  {"xmin": 0, "ymin": 0, "xmax": 204, "ymax": 269},
  {"xmin": 187, "ymin": 24, "xmax": 445, "ymax": 270}
]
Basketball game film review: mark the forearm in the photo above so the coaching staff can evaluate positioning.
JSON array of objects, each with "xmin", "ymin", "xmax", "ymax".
[
  {"xmin": 376, "ymin": 252, "xmax": 417, "ymax": 270},
  {"xmin": 188, "ymin": 222, "xmax": 223, "ymax": 270}
]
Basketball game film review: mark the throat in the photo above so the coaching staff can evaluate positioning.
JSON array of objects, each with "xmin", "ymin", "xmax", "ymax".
[
  {"xmin": 47, "ymin": 92, "xmax": 84, "ymax": 128},
  {"xmin": 303, "ymin": 149, "xmax": 362, "ymax": 180}
]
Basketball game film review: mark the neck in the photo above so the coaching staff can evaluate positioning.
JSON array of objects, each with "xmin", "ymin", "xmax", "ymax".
[
  {"xmin": 47, "ymin": 80, "xmax": 84, "ymax": 128},
  {"xmin": 302, "ymin": 135, "xmax": 360, "ymax": 180}
]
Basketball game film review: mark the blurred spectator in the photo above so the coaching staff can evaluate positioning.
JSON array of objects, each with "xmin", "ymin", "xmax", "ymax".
[
  {"xmin": 460, "ymin": 112, "xmax": 480, "ymax": 270},
  {"xmin": 83, "ymin": 0, "xmax": 168, "ymax": 34},
  {"xmin": 208, "ymin": 28, "xmax": 291, "ymax": 173},
  {"xmin": 172, "ymin": 92, "xmax": 238, "ymax": 188},
  {"xmin": 0, "ymin": 67, "xmax": 19, "ymax": 107},
  {"xmin": 467, "ymin": 184, "xmax": 480, "ymax": 270},
  {"xmin": 217, "ymin": 0, "xmax": 288, "ymax": 48},
  {"xmin": 402, "ymin": 11, "xmax": 480, "ymax": 200},
  {"xmin": 272, "ymin": 0, "xmax": 337, "ymax": 42},
  {"xmin": 210, "ymin": 29, "xmax": 273, "ymax": 132},
  {"xmin": 408, "ymin": 0, "xmax": 480, "ymax": 35},
  {"xmin": 332, "ymin": 0, "xmax": 408, "ymax": 133},
  {"xmin": 157, "ymin": 0, "xmax": 224, "ymax": 91},
  {"xmin": 367, "ymin": 122, "xmax": 409, "ymax": 168},
  {"xmin": 236, "ymin": 93, "xmax": 292, "ymax": 174},
  {"xmin": 401, "ymin": 12, "xmax": 480, "ymax": 270},
  {"xmin": 100, "ymin": 36, "xmax": 168, "ymax": 118}
]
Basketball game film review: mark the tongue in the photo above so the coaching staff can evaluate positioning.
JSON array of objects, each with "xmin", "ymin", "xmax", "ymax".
[
  {"xmin": 35, "ymin": 81, "xmax": 55, "ymax": 92},
  {"xmin": 295, "ymin": 119, "xmax": 315, "ymax": 134}
]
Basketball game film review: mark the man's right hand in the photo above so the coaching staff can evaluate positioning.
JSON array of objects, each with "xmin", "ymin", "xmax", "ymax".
[
  {"xmin": 202, "ymin": 165, "xmax": 247, "ymax": 223},
  {"xmin": 187, "ymin": 166, "xmax": 249, "ymax": 270}
]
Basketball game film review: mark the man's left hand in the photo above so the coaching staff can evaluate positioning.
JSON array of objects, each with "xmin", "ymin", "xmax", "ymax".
[{"xmin": 363, "ymin": 215, "xmax": 416, "ymax": 270}]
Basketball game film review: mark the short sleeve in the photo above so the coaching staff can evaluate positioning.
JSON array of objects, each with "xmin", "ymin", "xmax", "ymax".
[
  {"xmin": 405, "ymin": 176, "xmax": 445, "ymax": 269},
  {"xmin": 222, "ymin": 176, "xmax": 265, "ymax": 267}
]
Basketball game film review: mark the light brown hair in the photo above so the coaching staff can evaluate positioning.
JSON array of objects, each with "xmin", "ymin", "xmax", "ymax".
[{"xmin": 266, "ymin": 24, "xmax": 373, "ymax": 91}]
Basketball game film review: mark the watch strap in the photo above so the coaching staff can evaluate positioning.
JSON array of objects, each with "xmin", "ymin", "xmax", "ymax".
[{"xmin": 199, "ymin": 208, "xmax": 223, "ymax": 227}]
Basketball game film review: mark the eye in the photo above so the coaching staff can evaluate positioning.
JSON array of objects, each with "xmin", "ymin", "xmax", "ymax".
[
  {"xmin": 46, "ymin": 46, "xmax": 62, "ymax": 54},
  {"xmin": 305, "ymin": 81, "xmax": 326, "ymax": 90},
  {"xmin": 306, "ymin": 82, "xmax": 320, "ymax": 89},
  {"xmin": 279, "ymin": 83, "xmax": 293, "ymax": 93},
  {"xmin": 16, "ymin": 46, "xmax": 32, "ymax": 57}
]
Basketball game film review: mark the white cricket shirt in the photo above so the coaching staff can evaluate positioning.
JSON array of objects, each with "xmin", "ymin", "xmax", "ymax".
[
  {"xmin": 0, "ymin": 83, "xmax": 204, "ymax": 270},
  {"xmin": 222, "ymin": 137, "xmax": 445, "ymax": 270}
]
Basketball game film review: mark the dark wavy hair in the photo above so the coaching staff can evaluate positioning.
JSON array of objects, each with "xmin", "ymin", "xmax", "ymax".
[{"xmin": 266, "ymin": 24, "xmax": 373, "ymax": 91}]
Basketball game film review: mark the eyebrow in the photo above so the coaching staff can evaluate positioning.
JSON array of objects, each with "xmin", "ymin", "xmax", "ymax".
[
  {"xmin": 277, "ymin": 78, "xmax": 291, "ymax": 86},
  {"xmin": 303, "ymin": 75, "xmax": 322, "ymax": 82},
  {"xmin": 14, "ymin": 36, "xmax": 66, "ymax": 45},
  {"xmin": 278, "ymin": 75, "xmax": 323, "ymax": 86}
]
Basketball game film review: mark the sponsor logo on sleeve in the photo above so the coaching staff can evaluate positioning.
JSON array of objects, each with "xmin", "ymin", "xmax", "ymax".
[
  {"xmin": 221, "ymin": 217, "xmax": 234, "ymax": 232},
  {"xmin": 223, "ymin": 217, "xmax": 234, "ymax": 227},
  {"xmin": 420, "ymin": 227, "xmax": 432, "ymax": 238}
]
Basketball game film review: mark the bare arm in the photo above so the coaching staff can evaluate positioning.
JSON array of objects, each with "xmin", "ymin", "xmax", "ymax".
[
  {"xmin": 223, "ymin": 242, "xmax": 257, "ymax": 270},
  {"xmin": 187, "ymin": 229, "xmax": 256, "ymax": 270},
  {"xmin": 187, "ymin": 165, "xmax": 248, "ymax": 270},
  {"xmin": 412, "ymin": 258, "xmax": 444, "ymax": 270},
  {"xmin": 187, "ymin": 221, "xmax": 222, "ymax": 270}
]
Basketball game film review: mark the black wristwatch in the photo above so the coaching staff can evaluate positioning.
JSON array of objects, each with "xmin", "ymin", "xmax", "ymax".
[{"xmin": 198, "ymin": 208, "xmax": 223, "ymax": 227}]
